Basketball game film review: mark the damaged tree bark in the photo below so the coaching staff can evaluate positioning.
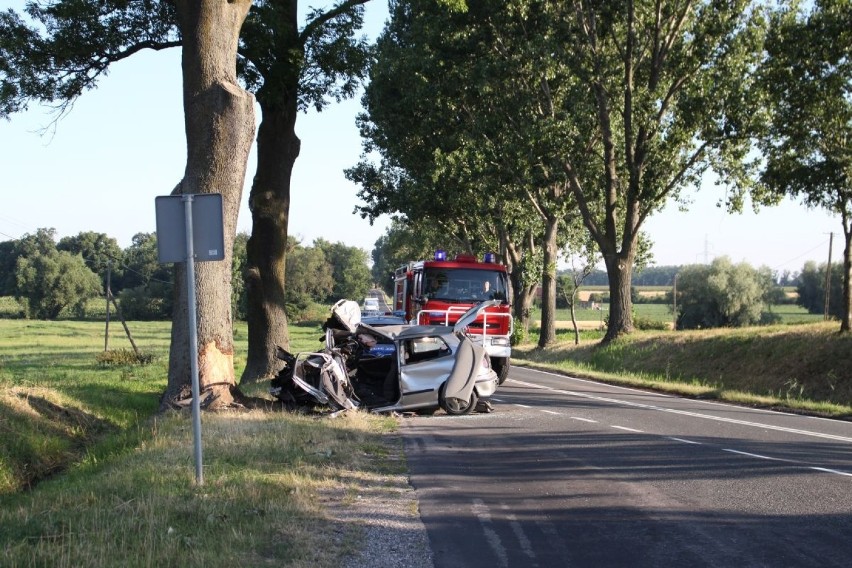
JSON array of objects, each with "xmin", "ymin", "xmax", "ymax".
[{"xmin": 161, "ymin": 0, "xmax": 256, "ymax": 410}]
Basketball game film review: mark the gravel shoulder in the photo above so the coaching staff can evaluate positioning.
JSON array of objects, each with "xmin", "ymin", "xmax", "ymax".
[{"xmin": 326, "ymin": 431, "xmax": 434, "ymax": 568}]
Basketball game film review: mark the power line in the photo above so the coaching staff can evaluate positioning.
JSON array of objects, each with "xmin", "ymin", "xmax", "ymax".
[{"xmin": 770, "ymin": 238, "xmax": 830, "ymax": 272}]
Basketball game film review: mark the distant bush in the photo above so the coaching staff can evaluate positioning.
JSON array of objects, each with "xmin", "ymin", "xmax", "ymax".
[
  {"xmin": 634, "ymin": 315, "xmax": 671, "ymax": 331},
  {"xmin": 588, "ymin": 292, "xmax": 609, "ymax": 304},
  {"xmin": 117, "ymin": 284, "xmax": 172, "ymax": 320},
  {"xmin": 96, "ymin": 349, "xmax": 155, "ymax": 366},
  {"xmin": 287, "ymin": 300, "xmax": 332, "ymax": 324},
  {"xmin": 0, "ymin": 297, "xmax": 23, "ymax": 319},
  {"xmin": 632, "ymin": 288, "xmax": 672, "ymax": 304},
  {"xmin": 759, "ymin": 311, "xmax": 783, "ymax": 326},
  {"xmin": 676, "ymin": 257, "xmax": 772, "ymax": 329}
]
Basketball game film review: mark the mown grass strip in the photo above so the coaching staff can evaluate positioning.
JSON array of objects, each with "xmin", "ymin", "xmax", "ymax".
[
  {"xmin": 513, "ymin": 321, "xmax": 852, "ymax": 418},
  {"xmin": 1, "ymin": 410, "xmax": 399, "ymax": 568}
]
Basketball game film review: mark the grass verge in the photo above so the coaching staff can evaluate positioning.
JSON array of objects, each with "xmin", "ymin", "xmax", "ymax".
[
  {"xmin": 1, "ymin": 409, "xmax": 400, "ymax": 567},
  {"xmin": 513, "ymin": 321, "xmax": 852, "ymax": 418},
  {"xmin": 1, "ymin": 318, "xmax": 403, "ymax": 567}
]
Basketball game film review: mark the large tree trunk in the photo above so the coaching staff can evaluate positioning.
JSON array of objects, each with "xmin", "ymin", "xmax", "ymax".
[
  {"xmin": 241, "ymin": 102, "xmax": 299, "ymax": 383},
  {"xmin": 603, "ymin": 251, "xmax": 635, "ymax": 343},
  {"xmin": 162, "ymin": 0, "xmax": 255, "ymax": 410},
  {"xmin": 504, "ymin": 235, "xmax": 537, "ymax": 334},
  {"xmin": 840, "ymin": 215, "xmax": 851, "ymax": 333},
  {"xmin": 569, "ymin": 291, "xmax": 580, "ymax": 345},
  {"xmin": 537, "ymin": 214, "xmax": 559, "ymax": 348}
]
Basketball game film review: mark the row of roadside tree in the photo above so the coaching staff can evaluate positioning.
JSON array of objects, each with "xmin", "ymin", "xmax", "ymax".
[
  {"xmin": 1, "ymin": 1, "xmax": 848, "ymax": 404},
  {"xmin": 347, "ymin": 0, "xmax": 851, "ymax": 346}
]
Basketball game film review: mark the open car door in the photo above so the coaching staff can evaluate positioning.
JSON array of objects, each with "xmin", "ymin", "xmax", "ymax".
[{"xmin": 441, "ymin": 336, "xmax": 483, "ymax": 409}]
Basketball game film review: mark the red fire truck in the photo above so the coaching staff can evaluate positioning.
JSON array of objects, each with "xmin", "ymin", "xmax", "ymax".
[{"xmin": 393, "ymin": 250, "xmax": 513, "ymax": 384}]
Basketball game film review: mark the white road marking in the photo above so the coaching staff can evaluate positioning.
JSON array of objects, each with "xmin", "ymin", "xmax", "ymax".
[
  {"xmin": 471, "ymin": 499, "xmax": 508, "ymax": 567},
  {"xmin": 515, "ymin": 403, "xmax": 532, "ymax": 409},
  {"xmin": 723, "ymin": 449, "xmax": 799, "ymax": 463},
  {"xmin": 571, "ymin": 417, "xmax": 598, "ymax": 423},
  {"xmin": 611, "ymin": 425, "xmax": 644, "ymax": 433},
  {"xmin": 667, "ymin": 437, "xmax": 702, "ymax": 445},
  {"xmin": 810, "ymin": 467, "xmax": 852, "ymax": 478},
  {"xmin": 541, "ymin": 410, "xmax": 561, "ymax": 415},
  {"xmin": 509, "ymin": 377, "xmax": 852, "ymax": 443},
  {"xmin": 501, "ymin": 504, "xmax": 537, "ymax": 565}
]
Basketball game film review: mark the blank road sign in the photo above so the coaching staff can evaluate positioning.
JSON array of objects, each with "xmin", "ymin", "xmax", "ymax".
[{"xmin": 155, "ymin": 194, "xmax": 225, "ymax": 264}]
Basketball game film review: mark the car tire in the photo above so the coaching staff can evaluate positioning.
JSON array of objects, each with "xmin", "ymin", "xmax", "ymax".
[
  {"xmin": 439, "ymin": 383, "xmax": 478, "ymax": 415},
  {"xmin": 492, "ymin": 357, "xmax": 510, "ymax": 385}
]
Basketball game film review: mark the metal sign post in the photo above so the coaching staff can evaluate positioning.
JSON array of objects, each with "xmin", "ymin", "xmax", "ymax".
[
  {"xmin": 155, "ymin": 193, "xmax": 225, "ymax": 486},
  {"xmin": 183, "ymin": 195, "xmax": 204, "ymax": 485}
]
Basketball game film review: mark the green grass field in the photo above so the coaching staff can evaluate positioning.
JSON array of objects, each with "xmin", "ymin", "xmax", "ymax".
[{"xmin": 0, "ymin": 316, "xmax": 402, "ymax": 567}]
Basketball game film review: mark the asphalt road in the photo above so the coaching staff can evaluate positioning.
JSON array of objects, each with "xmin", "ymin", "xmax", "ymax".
[
  {"xmin": 367, "ymin": 288, "xmax": 392, "ymax": 312},
  {"xmin": 401, "ymin": 366, "xmax": 852, "ymax": 568}
]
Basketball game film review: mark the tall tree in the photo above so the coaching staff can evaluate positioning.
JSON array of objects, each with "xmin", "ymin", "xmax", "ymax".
[
  {"xmin": 352, "ymin": 0, "xmax": 763, "ymax": 346},
  {"xmin": 161, "ymin": 0, "xmax": 256, "ymax": 409},
  {"xmin": 758, "ymin": 0, "xmax": 852, "ymax": 332},
  {"xmin": 530, "ymin": 0, "xmax": 768, "ymax": 342},
  {"xmin": 313, "ymin": 238, "xmax": 372, "ymax": 302},
  {"xmin": 347, "ymin": 0, "xmax": 552, "ymax": 332},
  {"xmin": 238, "ymin": 1, "xmax": 371, "ymax": 382},
  {"xmin": 57, "ymin": 231, "xmax": 123, "ymax": 287},
  {"xmin": 15, "ymin": 249, "xmax": 102, "ymax": 319}
]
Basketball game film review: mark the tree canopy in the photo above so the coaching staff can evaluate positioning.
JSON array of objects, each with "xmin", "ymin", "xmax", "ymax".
[
  {"xmin": 349, "ymin": 0, "xmax": 770, "ymax": 343},
  {"xmin": 9, "ymin": 228, "xmax": 103, "ymax": 319},
  {"xmin": 758, "ymin": 0, "xmax": 852, "ymax": 332}
]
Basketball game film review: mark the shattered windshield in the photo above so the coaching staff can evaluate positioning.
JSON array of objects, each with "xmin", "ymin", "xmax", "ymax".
[{"xmin": 424, "ymin": 268, "xmax": 508, "ymax": 302}]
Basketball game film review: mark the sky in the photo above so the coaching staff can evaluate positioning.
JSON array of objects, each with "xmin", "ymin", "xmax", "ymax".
[{"xmin": 0, "ymin": 1, "xmax": 841, "ymax": 274}]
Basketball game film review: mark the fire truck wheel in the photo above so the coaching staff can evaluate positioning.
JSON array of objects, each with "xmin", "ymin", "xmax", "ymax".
[
  {"xmin": 439, "ymin": 384, "xmax": 478, "ymax": 416},
  {"xmin": 493, "ymin": 357, "xmax": 511, "ymax": 385}
]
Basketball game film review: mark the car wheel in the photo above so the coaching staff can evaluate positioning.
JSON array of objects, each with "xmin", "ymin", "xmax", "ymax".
[
  {"xmin": 492, "ymin": 357, "xmax": 510, "ymax": 385},
  {"xmin": 439, "ymin": 384, "xmax": 478, "ymax": 416}
]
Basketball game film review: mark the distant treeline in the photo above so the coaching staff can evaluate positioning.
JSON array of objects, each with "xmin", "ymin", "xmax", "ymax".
[{"xmin": 577, "ymin": 265, "xmax": 801, "ymax": 287}]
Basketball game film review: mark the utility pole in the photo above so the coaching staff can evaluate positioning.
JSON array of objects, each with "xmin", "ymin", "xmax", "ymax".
[
  {"xmin": 104, "ymin": 259, "xmax": 111, "ymax": 351},
  {"xmin": 672, "ymin": 273, "xmax": 678, "ymax": 330},
  {"xmin": 824, "ymin": 232, "xmax": 834, "ymax": 320}
]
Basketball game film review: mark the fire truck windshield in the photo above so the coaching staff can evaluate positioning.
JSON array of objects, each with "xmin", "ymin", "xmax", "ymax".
[{"xmin": 423, "ymin": 268, "xmax": 508, "ymax": 302}]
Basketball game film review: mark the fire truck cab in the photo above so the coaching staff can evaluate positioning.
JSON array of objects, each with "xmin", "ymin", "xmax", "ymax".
[{"xmin": 393, "ymin": 250, "xmax": 513, "ymax": 384}]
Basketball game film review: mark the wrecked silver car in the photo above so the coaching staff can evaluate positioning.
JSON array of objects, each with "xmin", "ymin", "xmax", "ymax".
[{"xmin": 270, "ymin": 300, "xmax": 501, "ymax": 415}]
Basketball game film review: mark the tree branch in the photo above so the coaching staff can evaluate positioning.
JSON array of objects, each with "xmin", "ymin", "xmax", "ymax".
[{"xmin": 299, "ymin": 0, "xmax": 370, "ymax": 45}]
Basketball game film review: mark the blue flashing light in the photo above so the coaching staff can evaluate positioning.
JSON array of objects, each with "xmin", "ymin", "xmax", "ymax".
[
  {"xmin": 484, "ymin": 252, "xmax": 496, "ymax": 263},
  {"xmin": 434, "ymin": 249, "xmax": 447, "ymax": 261}
]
